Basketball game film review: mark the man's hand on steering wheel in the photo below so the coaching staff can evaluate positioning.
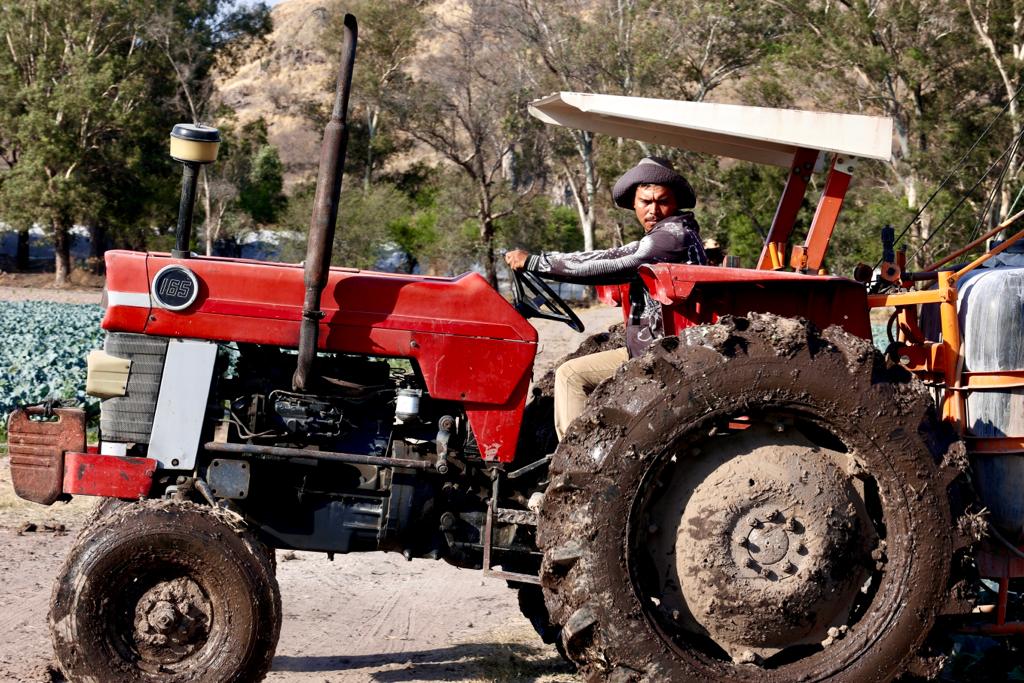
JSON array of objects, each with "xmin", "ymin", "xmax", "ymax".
[
  {"xmin": 505, "ymin": 250, "xmax": 585, "ymax": 333},
  {"xmin": 504, "ymin": 249, "xmax": 529, "ymax": 271}
]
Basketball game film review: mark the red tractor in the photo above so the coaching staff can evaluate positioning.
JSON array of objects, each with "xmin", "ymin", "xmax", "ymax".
[{"xmin": 9, "ymin": 14, "xmax": 1024, "ymax": 682}]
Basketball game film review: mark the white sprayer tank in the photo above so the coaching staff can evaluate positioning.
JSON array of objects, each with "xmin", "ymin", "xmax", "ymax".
[{"xmin": 958, "ymin": 252, "xmax": 1024, "ymax": 534}]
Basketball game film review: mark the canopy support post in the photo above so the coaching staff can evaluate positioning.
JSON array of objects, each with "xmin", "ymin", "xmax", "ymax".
[
  {"xmin": 791, "ymin": 155, "xmax": 856, "ymax": 273},
  {"xmin": 757, "ymin": 147, "xmax": 819, "ymax": 270}
]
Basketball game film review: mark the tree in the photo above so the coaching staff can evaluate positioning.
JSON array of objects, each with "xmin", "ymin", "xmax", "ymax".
[
  {"xmin": 396, "ymin": 1, "xmax": 547, "ymax": 287},
  {"xmin": 505, "ymin": 0, "xmax": 791, "ymax": 253},
  {"xmin": 0, "ymin": 1, "xmax": 164, "ymax": 284},
  {"xmin": 150, "ymin": 1, "xmax": 272, "ymax": 124},
  {"xmin": 768, "ymin": 0, "xmax": 981, "ymax": 266},
  {"xmin": 200, "ymin": 118, "xmax": 286, "ymax": 255},
  {"xmin": 964, "ymin": 0, "xmax": 1024, "ymax": 224},
  {"xmin": 149, "ymin": 0, "xmax": 272, "ymax": 256},
  {"xmin": 280, "ymin": 181, "xmax": 418, "ymax": 270},
  {"xmin": 0, "ymin": 0, "xmax": 272, "ymax": 284},
  {"xmin": 322, "ymin": 1, "xmax": 432, "ymax": 190}
]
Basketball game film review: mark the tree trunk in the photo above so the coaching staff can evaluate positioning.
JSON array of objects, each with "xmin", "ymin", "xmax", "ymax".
[
  {"xmin": 579, "ymin": 131, "xmax": 597, "ymax": 251},
  {"xmin": 365, "ymin": 108, "xmax": 378, "ymax": 192},
  {"xmin": 202, "ymin": 169, "xmax": 214, "ymax": 256},
  {"xmin": 15, "ymin": 228, "xmax": 29, "ymax": 271},
  {"xmin": 477, "ymin": 170, "xmax": 498, "ymax": 289},
  {"xmin": 481, "ymin": 218, "xmax": 497, "ymax": 289},
  {"xmin": 88, "ymin": 223, "xmax": 106, "ymax": 274},
  {"xmin": 53, "ymin": 219, "xmax": 71, "ymax": 286}
]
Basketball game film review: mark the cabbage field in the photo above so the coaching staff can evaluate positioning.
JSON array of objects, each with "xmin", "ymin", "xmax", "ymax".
[{"xmin": 0, "ymin": 301, "xmax": 104, "ymax": 420}]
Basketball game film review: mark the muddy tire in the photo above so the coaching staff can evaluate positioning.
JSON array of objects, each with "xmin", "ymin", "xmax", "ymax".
[
  {"xmin": 512, "ymin": 324, "xmax": 625, "ymax": 648},
  {"xmin": 49, "ymin": 500, "xmax": 281, "ymax": 683},
  {"xmin": 539, "ymin": 314, "xmax": 953, "ymax": 682}
]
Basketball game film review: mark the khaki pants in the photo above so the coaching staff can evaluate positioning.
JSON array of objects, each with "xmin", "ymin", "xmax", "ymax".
[{"xmin": 554, "ymin": 347, "xmax": 629, "ymax": 440}]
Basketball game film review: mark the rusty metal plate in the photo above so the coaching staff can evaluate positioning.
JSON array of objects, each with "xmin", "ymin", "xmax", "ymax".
[
  {"xmin": 63, "ymin": 453, "xmax": 156, "ymax": 499},
  {"xmin": 7, "ymin": 407, "xmax": 86, "ymax": 505}
]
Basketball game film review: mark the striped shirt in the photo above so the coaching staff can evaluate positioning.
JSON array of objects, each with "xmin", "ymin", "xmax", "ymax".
[{"xmin": 525, "ymin": 212, "xmax": 706, "ymax": 357}]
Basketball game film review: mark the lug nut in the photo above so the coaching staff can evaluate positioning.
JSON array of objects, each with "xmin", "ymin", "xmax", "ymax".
[
  {"xmin": 767, "ymin": 509, "xmax": 782, "ymax": 522},
  {"xmin": 736, "ymin": 536, "xmax": 749, "ymax": 548},
  {"xmin": 785, "ymin": 517, "xmax": 798, "ymax": 532},
  {"xmin": 782, "ymin": 561, "xmax": 796, "ymax": 574},
  {"xmin": 795, "ymin": 542, "xmax": 807, "ymax": 554},
  {"xmin": 749, "ymin": 517, "xmax": 762, "ymax": 528},
  {"xmin": 760, "ymin": 567, "xmax": 774, "ymax": 579}
]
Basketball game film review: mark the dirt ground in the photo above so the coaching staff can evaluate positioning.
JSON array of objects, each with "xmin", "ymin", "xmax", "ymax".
[
  {"xmin": 0, "ymin": 271, "xmax": 104, "ymax": 304},
  {"xmin": 0, "ymin": 286, "xmax": 620, "ymax": 683}
]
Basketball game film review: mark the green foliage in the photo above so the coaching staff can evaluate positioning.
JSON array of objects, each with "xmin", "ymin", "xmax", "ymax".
[
  {"xmin": 0, "ymin": 1, "xmax": 170, "ymax": 259},
  {"xmin": 280, "ymin": 181, "xmax": 434, "ymax": 271},
  {"xmin": 0, "ymin": 0, "xmax": 272, "ymax": 277},
  {"xmin": 240, "ymin": 145, "xmax": 287, "ymax": 224},
  {"xmin": 6, "ymin": 0, "xmax": 1024, "ymax": 284},
  {"xmin": 700, "ymin": 163, "xmax": 793, "ymax": 269},
  {"xmin": 201, "ymin": 117, "xmax": 287, "ymax": 252},
  {"xmin": 0, "ymin": 302, "xmax": 103, "ymax": 417},
  {"xmin": 322, "ymin": 0, "xmax": 431, "ymax": 187},
  {"xmin": 499, "ymin": 199, "xmax": 584, "ymax": 255},
  {"xmin": 829, "ymin": 182, "xmax": 918, "ymax": 276}
]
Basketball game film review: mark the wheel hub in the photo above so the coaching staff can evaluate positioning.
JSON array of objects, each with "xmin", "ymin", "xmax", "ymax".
[
  {"xmin": 745, "ymin": 519, "xmax": 791, "ymax": 567},
  {"xmin": 147, "ymin": 601, "xmax": 179, "ymax": 633},
  {"xmin": 133, "ymin": 576, "xmax": 212, "ymax": 663},
  {"xmin": 644, "ymin": 426, "xmax": 874, "ymax": 659}
]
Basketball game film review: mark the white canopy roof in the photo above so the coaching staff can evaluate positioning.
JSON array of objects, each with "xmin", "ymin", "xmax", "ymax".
[{"xmin": 528, "ymin": 92, "xmax": 893, "ymax": 167}]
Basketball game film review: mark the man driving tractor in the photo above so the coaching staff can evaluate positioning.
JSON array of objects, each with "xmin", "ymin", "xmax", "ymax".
[{"xmin": 505, "ymin": 156, "xmax": 707, "ymax": 439}]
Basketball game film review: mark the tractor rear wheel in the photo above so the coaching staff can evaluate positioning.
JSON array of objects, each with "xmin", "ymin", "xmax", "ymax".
[
  {"xmin": 49, "ymin": 500, "xmax": 281, "ymax": 682},
  {"xmin": 538, "ymin": 314, "xmax": 953, "ymax": 682}
]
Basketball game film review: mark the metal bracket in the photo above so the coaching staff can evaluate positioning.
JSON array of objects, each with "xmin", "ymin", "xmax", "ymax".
[
  {"xmin": 482, "ymin": 473, "xmax": 541, "ymax": 585},
  {"xmin": 833, "ymin": 155, "xmax": 858, "ymax": 176},
  {"xmin": 207, "ymin": 459, "xmax": 251, "ymax": 499}
]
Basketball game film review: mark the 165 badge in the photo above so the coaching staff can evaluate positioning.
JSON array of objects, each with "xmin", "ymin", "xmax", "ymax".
[{"xmin": 152, "ymin": 265, "xmax": 199, "ymax": 310}]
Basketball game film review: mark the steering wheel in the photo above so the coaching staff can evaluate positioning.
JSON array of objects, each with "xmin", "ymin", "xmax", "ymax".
[{"xmin": 511, "ymin": 269, "xmax": 585, "ymax": 333}]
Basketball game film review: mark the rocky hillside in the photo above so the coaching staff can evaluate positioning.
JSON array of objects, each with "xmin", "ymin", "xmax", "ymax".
[{"xmin": 216, "ymin": 0, "xmax": 337, "ymax": 187}]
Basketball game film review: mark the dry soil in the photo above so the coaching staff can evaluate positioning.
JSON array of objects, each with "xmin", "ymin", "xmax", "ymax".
[{"xmin": 0, "ymin": 286, "xmax": 620, "ymax": 683}]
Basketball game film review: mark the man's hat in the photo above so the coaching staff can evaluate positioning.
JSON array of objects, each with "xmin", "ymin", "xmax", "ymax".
[{"xmin": 612, "ymin": 156, "xmax": 696, "ymax": 210}]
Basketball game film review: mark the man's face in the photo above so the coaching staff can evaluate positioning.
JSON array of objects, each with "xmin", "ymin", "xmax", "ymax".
[{"xmin": 633, "ymin": 184, "xmax": 678, "ymax": 232}]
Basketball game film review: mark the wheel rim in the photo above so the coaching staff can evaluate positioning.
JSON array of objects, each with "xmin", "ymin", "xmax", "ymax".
[
  {"xmin": 629, "ymin": 412, "xmax": 890, "ymax": 672},
  {"xmin": 104, "ymin": 563, "xmax": 224, "ymax": 674},
  {"xmin": 131, "ymin": 576, "xmax": 213, "ymax": 665}
]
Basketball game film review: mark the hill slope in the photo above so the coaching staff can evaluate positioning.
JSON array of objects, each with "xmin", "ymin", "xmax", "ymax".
[{"xmin": 217, "ymin": 0, "xmax": 336, "ymax": 187}]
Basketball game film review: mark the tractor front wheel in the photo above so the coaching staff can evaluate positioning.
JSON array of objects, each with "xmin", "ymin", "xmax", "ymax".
[
  {"xmin": 539, "ymin": 314, "xmax": 953, "ymax": 682},
  {"xmin": 49, "ymin": 500, "xmax": 281, "ymax": 682}
]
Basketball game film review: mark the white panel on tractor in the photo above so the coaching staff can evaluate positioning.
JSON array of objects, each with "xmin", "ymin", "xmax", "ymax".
[
  {"xmin": 148, "ymin": 339, "xmax": 218, "ymax": 470},
  {"xmin": 528, "ymin": 92, "xmax": 893, "ymax": 167}
]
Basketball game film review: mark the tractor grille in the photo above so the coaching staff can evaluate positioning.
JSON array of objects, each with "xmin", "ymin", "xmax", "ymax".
[{"xmin": 100, "ymin": 333, "xmax": 169, "ymax": 444}]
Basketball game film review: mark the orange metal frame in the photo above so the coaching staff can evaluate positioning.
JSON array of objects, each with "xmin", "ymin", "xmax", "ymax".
[
  {"xmin": 866, "ymin": 215, "xmax": 1024, "ymax": 636},
  {"xmin": 866, "ymin": 216, "xmax": 1024, "ymax": 430},
  {"xmin": 791, "ymin": 156, "xmax": 856, "ymax": 273},
  {"xmin": 756, "ymin": 147, "xmax": 819, "ymax": 270}
]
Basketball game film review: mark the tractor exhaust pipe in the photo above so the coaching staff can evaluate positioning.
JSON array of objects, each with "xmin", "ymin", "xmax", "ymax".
[{"xmin": 293, "ymin": 13, "xmax": 357, "ymax": 392}]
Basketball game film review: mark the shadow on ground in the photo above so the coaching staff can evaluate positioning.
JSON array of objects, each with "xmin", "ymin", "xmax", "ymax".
[{"xmin": 272, "ymin": 641, "xmax": 574, "ymax": 681}]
